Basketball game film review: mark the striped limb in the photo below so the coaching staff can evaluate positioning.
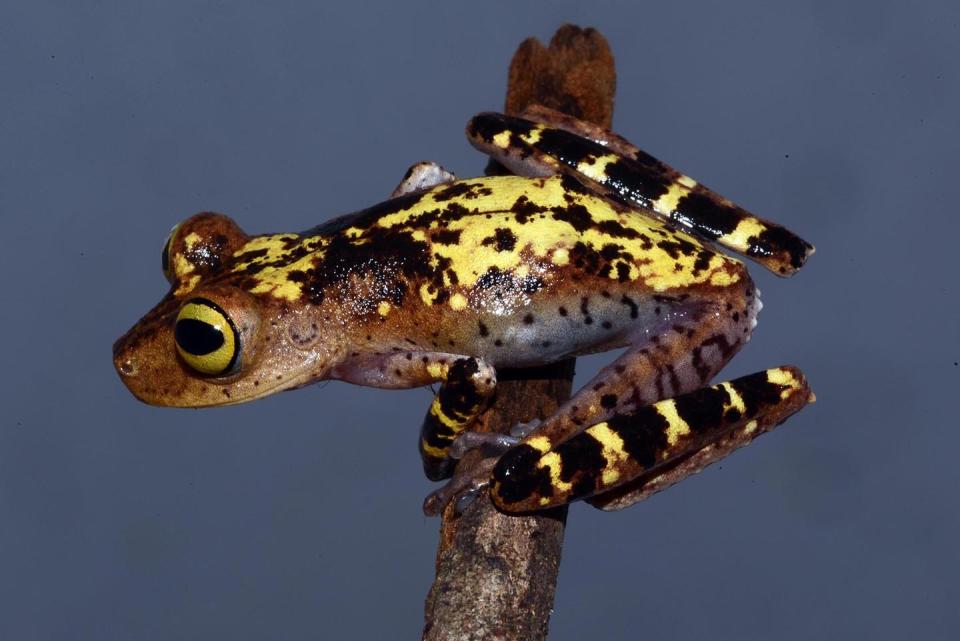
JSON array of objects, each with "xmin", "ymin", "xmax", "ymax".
[
  {"xmin": 419, "ymin": 357, "xmax": 498, "ymax": 481},
  {"xmin": 332, "ymin": 349, "xmax": 496, "ymax": 482},
  {"xmin": 466, "ymin": 109, "xmax": 814, "ymax": 276},
  {"xmin": 490, "ymin": 366, "xmax": 813, "ymax": 512}
]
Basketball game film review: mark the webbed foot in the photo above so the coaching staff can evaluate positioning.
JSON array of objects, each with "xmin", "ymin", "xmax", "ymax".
[
  {"xmin": 448, "ymin": 431, "xmax": 520, "ymax": 460},
  {"xmin": 423, "ymin": 456, "xmax": 498, "ymax": 517},
  {"xmin": 424, "ymin": 419, "xmax": 545, "ymax": 516},
  {"xmin": 510, "ymin": 418, "xmax": 541, "ymax": 439}
]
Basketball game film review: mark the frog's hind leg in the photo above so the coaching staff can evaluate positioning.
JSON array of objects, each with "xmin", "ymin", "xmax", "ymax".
[
  {"xmin": 491, "ymin": 366, "xmax": 813, "ymax": 512},
  {"xmin": 422, "ymin": 276, "xmax": 762, "ymax": 515},
  {"xmin": 531, "ymin": 272, "xmax": 763, "ymax": 444},
  {"xmin": 466, "ymin": 109, "xmax": 814, "ymax": 276},
  {"xmin": 390, "ymin": 161, "xmax": 457, "ymax": 198}
]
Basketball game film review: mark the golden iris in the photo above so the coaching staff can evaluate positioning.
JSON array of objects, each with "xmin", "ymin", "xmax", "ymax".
[{"xmin": 174, "ymin": 298, "xmax": 239, "ymax": 375}]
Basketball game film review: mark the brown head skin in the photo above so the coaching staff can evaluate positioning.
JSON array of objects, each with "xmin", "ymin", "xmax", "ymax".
[{"xmin": 113, "ymin": 213, "xmax": 346, "ymax": 407}]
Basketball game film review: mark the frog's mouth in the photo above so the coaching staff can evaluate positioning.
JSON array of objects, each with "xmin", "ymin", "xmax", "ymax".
[
  {"xmin": 114, "ymin": 331, "xmax": 325, "ymax": 408},
  {"xmin": 115, "ymin": 357, "xmax": 318, "ymax": 408}
]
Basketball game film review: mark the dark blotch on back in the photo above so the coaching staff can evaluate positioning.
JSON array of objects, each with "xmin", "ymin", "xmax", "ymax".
[
  {"xmin": 657, "ymin": 237, "xmax": 699, "ymax": 259},
  {"xmin": 558, "ymin": 173, "xmax": 594, "ymax": 197},
  {"xmin": 482, "ymin": 227, "xmax": 517, "ymax": 252},
  {"xmin": 595, "ymin": 219, "xmax": 640, "ymax": 239},
  {"xmin": 432, "ymin": 228, "xmax": 462, "ymax": 245},
  {"xmin": 551, "ymin": 203, "xmax": 593, "ymax": 232},
  {"xmin": 433, "ymin": 182, "xmax": 481, "ymax": 202},
  {"xmin": 234, "ymin": 247, "xmax": 269, "ymax": 265},
  {"xmin": 299, "ymin": 225, "xmax": 432, "ymax": 306},
  {"xmin": 510, "ymin": 194, "xmax": 548, "ymax": 223},
  {"xmin": 304, "ymin": 190, "xmax": 425, "ymax": 236},
  {"xmin": 692, "ymin": 249, "xmax": 714, "ymax": 276}
]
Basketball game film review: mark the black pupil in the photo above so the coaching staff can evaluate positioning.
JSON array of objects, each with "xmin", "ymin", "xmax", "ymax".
[{"xmin": 175, "ymin": 318, "xmax": 225, "ymax": 355}]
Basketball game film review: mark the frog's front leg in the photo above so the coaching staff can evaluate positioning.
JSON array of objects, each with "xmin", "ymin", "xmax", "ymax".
[
  {"xmin": 332, "ymin": 350, "xmax": 496, "ymax": 480},
  {"xmin": 417, "ymin": 356, "xmax": 499, "ymax": 480}
]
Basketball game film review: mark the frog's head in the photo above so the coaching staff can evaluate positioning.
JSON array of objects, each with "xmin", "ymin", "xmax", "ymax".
[{"xmin": 114, "ymin": 213, "xmax": 346, "ymax": 407}]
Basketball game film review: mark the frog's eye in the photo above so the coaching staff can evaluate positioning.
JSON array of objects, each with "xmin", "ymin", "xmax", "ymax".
[
  {"xmin": 174, "ymin": 298, "xmax": 240, "ymax": 376},
  {"xmin": 161, "ymin": 223, "xmax": 181, "ymax": 284}
]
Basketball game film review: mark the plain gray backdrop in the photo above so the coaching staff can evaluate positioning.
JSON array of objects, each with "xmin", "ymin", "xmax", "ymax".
[{"xmin": 2, "ymin": 1, "xmax": 958, "ymax": 639}]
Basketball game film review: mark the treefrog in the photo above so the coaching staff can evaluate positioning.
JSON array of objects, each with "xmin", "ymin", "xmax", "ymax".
[{"xmin": 114, "ymin": 106, "xmax": 814, "ymax": 514}]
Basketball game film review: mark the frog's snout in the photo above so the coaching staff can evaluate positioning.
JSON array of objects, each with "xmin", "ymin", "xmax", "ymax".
[
  {"xmin": 112, "ymin": 319, "xmax": 188, "ymax": 406},
  {"xmin": 112, "ymin": 332, "xmax": 153, "ymax": 402}
]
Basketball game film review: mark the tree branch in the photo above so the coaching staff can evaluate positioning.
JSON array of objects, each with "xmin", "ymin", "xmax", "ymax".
[{"xmin": 422, "ymin": 25, "xmax": 616, "ymax": 641}]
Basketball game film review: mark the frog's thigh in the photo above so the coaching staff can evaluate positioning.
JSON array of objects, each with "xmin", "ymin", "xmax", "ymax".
[
  {"xmin": 533, "ymin": 286, "xmax": 760, "ymax": 450},
  {"xmin": 519, "ymin": 104, "xmax": 643, "ymax": 160},
  {"xmin": 491, "ymin": 366, "xmax": 813, "ymax": 512},
  {"xmin": 466, "ymin": 107, "xmax": 639, "ymax": 179},
  {"xmin": 390, "ymin": 161, "xmax": 457, "ymax": 198},
  {"xmin": 467, "ymin": 111, "xmax": 813, "ymax": 275}
]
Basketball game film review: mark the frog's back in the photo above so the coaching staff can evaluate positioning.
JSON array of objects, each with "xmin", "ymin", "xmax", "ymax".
[
  {"xmin": 306, "ymin": 173, "xmax": 743, "ymax": 292},
  {"xmin": 228, "ymin": 173, "xmax": 746, "ymax": 324},
  {"xmin": 241, "ymin": 174, "xmax": 746, "ymax": 367}
]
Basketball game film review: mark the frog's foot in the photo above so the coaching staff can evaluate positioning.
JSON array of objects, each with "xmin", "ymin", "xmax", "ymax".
[
  {"xmin": 447, "ymin": 418, "xmax": 541, "ymax": 459},
  {"xmin": 448, "ymin": 431, "xmax": 520, "ymax": 460},
  {"xmin": 423, "ymin": 456, "xmax": 498, "ymax": 517},
  {"xmin": 424, "ymin": 420, "xmax": 543, "ymax": 515},
  {"xmin": 390, "ymin": 161, "xmax": 457, "ymax": 197},
  {"xmin": 510, "ymin": 418, "xmax": 541, "ymax": 439}
]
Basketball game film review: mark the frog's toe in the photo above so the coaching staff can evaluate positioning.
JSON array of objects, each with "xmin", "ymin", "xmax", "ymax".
[
  {"xmin": 422, "ymin": 456, "xmax": 498, "ymax": 517},
  {"xmin": 454, "ymin": 486, "xmax": 482, "ymax": 514},
  {"xmin": 449, "ymin": 431, "xmax": 520, "ymax": 459},
  {"xmin": 510, "ymin": 418, "xmax": 541, "ymax": 439}
]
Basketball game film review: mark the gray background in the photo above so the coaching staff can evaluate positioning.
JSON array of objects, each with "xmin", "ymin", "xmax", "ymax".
[{"xmin": 2, "ymin": 1, "xmax": 958, "ymax": 639}]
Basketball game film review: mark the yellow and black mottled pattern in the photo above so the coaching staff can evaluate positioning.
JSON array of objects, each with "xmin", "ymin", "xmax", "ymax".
[
  {"xmin": 490, "ymin": 366, "xmax": 812, "ymax": 512},
  {"xmin": 222, "ymin": 173, "xmax": 745, "ymax": 307},
  {"xmin": 467, "ymin": 113, "xmax": 814, "ymax": 276},
  {"xmin": 419, "ymin": 357, "xmax": 496, "ymax": 481}
]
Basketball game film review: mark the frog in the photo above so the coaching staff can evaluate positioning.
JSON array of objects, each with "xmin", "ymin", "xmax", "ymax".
[{"xmin": 113, "ymin": 105, "xmax": 815, "ymax": 515}]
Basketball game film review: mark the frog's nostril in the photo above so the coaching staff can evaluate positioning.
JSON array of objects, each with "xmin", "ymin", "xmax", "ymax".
[{"xmin": 118, "ymin": 358, "xmax": 137, "ymax": 377}]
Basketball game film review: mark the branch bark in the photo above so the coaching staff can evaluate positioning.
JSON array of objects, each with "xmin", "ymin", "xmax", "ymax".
[{"xmin": 422, "ymin": 25, "xmax": 616, "ymax": 641}]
